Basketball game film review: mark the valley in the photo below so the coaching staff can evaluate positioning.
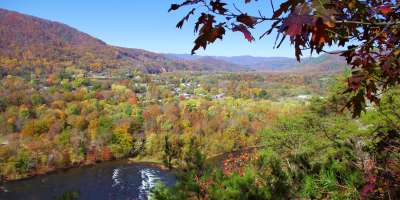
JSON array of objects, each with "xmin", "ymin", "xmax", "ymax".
[{"xmin": 0, "ymin": 5, "xmax": 398, "ymax": 200}]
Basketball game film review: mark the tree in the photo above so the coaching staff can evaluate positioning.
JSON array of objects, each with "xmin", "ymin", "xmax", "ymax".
[
  {"xmin": 163, "ymin": 134, "xmax": 183, "ymax": 169},
  {"xmin": 109, "ymin": 126, "xmax": 134, "ymax": 159},
  {"xmin": 169, "ymin": 0, "xmax": 400, "ymax": 116}
]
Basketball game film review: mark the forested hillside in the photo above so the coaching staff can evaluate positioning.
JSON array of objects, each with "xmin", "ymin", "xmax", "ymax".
[
  {"xmin": 0, "ymin": 8, "xmax": 247, "ymax": 74},
  {"xmin": 0, "ymin": 8, "xmax": 346, "ymax": 76}
]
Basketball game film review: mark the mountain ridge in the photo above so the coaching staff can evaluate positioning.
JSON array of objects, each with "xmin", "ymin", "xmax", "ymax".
[
  {"xmin": 164, "ymin": 54, "xmax": 299, "ymax": 71},
  {"xmin": 165, "ymin": 53, "xmax": 347, "ymax": 72},
  {"xmin": 0, "ymin": 8, "xmax": 246, "ymax": 74},
  {"xmin": 0, "ymin": 8, "xmax": 347, "ymax": 74}
]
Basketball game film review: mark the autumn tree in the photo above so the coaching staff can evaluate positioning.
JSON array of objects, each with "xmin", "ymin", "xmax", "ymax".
[{"xmin": 169, "ymin": 0, "xmax": 400, "ymax": 116}]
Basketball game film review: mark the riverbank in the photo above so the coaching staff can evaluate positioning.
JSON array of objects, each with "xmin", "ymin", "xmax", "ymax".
[
  {"xmin": 2, "ymin": 146, "xmax": 262, "ymax": 183},
  {"xmin": 0, "ymin": 160, "xmax": 177, "ymax": 200},
  {"xmin": 127, "ymin": 157, "xmax": 168, "ymax": 170},
  {"xmin": 1, "ymin": 156, "xmax": 167, "ymax": 183}
]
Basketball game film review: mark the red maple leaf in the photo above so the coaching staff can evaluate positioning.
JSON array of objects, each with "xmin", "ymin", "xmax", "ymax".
[
  {"xmin": 282, "ymin": 14, "xmax": 313, "ymax": 37},
  {"xmin": 237, "ymin": 14, "xmax": 257, "ymax": 28},
  {"xmin": 232, "ymin": 24, "xmax": 254, "ymax": 42},
  {"xmin": 378, "ymin": 4, "xmax": 393, "ymax": 15},
  {"xmin": 210, "ymin": 0, "xmax": 227, "ymax": 14}
]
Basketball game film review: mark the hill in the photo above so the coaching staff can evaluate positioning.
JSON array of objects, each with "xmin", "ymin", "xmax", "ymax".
[
  {"xmin": 0, "ymin": 8, "xmax": 245, "ymax": 74},
  {"xmin": 0, "ymin": 8, "xmax": 346, "ymax": 75},
  {"xmin": 288, "ymin": 54, "xmax": 348, "ymax": 74}
]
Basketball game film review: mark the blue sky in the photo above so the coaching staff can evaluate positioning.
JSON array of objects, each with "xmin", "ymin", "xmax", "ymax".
[{"xmin": 0, "ymin": 0, "xmax": 302, "ymax": 57}]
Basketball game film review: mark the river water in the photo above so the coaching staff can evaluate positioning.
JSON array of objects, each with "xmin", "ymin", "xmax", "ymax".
[{"xmin": 0, "ymin": 160, "xmax": 176, "ymax": 200}]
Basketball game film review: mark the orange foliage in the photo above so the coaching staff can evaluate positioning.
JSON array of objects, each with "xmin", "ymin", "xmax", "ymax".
[
  {"xmin": 101, "ymin": 146, "xmax": 113, "ymax": 161},
  {"xmin": 86, "ymin": 148, "xmax": 98, "ymax": 164},
  {"xmin": 222, "ymin": 152, "xmax": 254, "ymax": 176},
  {"xmin": 128, "ymin": 94, "xmax": 138, "ymax": 105}
]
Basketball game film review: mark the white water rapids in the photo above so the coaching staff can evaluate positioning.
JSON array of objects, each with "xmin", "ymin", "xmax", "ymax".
[
  {"xmin": 1, "ymin": 161, "xmax": 175, "ymax": 200},
  {"xmin": 137, "ymin": 168, "xmax": 161, "ymax": 200},
  {"xmin": 111, "ymin": 167, "xmax": 162, "ymax": 200}
]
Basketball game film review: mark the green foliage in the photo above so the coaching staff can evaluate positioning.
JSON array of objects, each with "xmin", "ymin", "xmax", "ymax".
[
  {"xmin": 109, "ymin": 127, "xmax": 134, "ymax": 158},
  {"xmin": 30, "ymin": 94, "xmax": 44, "ymax": 106},
  {"xmin": 66, "ymin": 104, "xmax": 80, "ymax": 115},
  {"xmin": 0, "ymin": 96, "xmax": 7, "ymax": 112},
  {"xmin": 58, "ymin": 130, "xmax": 71, "ymax": 147},
  {"xmin": 181, "ymin": 137, "xmax": 205, "ymax": 171},
  {"xmin": 257, "ymin": 89, "xmax": 270, "ymax": 99},
  {"xmin": 19, "ymin": 106, "xmax": 34, "ymax": 119},
  {"xmin": 150, "ymin": 182, "xmax": 179, "ymax": 200},
  {"xmin": 300, "ymin": 176, "xmax": 317, "ymax": 198},
  {"xmin": 56, "ymin": 191, "xmax": 80, "ymax": 200},
  {"xmin": 72, "ymin": 78, "xmax": 89, "ymax": 88},
  {"xmin": 208, "ymin": 170, "xmax": 273, "ymax": 200},
  {"xmin": 98, "ymin": 116, "xmax": 113, "ymax": 133},
  {"xmin": 14, "ymin": 151, "xmax": 31, "ymax": 174},
  {"xmin": 162, "ymin": 134, "xmax": 182, "ymax": 169}
]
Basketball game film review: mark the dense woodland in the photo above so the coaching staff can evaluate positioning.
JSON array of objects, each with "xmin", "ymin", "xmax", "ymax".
[{"xmin": 0, "ymin": 67, "xmax": 330, "ymax": 180}]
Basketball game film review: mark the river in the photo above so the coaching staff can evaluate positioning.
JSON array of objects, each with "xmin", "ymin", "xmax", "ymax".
[{"xmin": 0, "ymin": 160, "xmax": 176, "ymax": 200}]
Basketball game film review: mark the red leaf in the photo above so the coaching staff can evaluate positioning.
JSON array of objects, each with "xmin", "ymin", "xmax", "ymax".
[
  {"xmin": 310, "ymin": 17, "xmax": 330, "ymax": 47},
  {"xmin": 210, "ymin": 25, "xmax": 225, "ymax": 42},
  {"xmin": 191, "ymin": 14, "xmax": 225, "ymax": 54},
  {"xmin": 194, "ymin": 14, "xmax": 207, "ymax": 33},
  {"xmin": 168, "ymin": 4, "xmax": 181, "ymax": 12},
  {"xmin": 282, "ymin": 14, "xmax": 312, "ymax": 37},
  {"xmin": 176, "ymin": 8, "xmax": 196, "ymax": 28},
  {"xmin": 237, "ymin": 14, "xmax": 257, "ymax": 28},
  {"xmin": 169, "ymin": 0, "xmax": 201, "ymax": 12},
  {"xmin": 232, "ymin": 24, "xmax": 254, "ymax": 42},
  {"xmin": 378, "ymin": 4, "xmax": 393, "ymax": 15},
  {"xmin": 360, "ymin": 183, "xmax": 375, "ymax": 200},
  {"xmin": 272, "ymin": 1, "xmax": 291, "ymax": 19},
  {"xmin": 195, "ymin": 13, "xmax": 215, "ymax": 33},
  {"xmin": 348, "ymin": 74, "xmax": 364, "ymax": 90},
  {"xmin": 210, "ymin": 0, "xmax": 227, "ymax": 14}
]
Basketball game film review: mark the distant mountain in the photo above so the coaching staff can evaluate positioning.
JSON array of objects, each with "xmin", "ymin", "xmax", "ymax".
[
  {"xmin": 289, "ymin": 54, "xmax": 348, "ymax": 74},
  {"xmin": 213, "ymin": 56, "xmax": 298, "ymax": 71},
  {"xmin": 165, "ymin": 54, "xmax": 297, "ymax": 71},
  {"xmin": 164, "ymin": 54, "xmax": 204, "ymax": 61},
  {"xmin": 189, "ymin": 56, "xmax": 250, "ymax": 71},
  {"xmin": 165, "ymin": 53, "xmax": 347, "ymax": 72}
]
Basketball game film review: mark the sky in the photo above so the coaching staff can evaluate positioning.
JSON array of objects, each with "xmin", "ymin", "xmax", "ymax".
[{"xmin": 0, "ymin": 0, "xmax": 302, "ymax": 57}]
